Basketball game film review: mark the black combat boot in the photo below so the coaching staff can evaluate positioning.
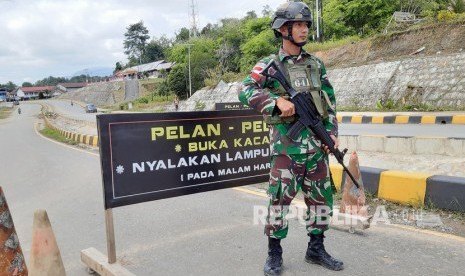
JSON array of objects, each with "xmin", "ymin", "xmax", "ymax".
[
  {"xmin": 263, "ymin": 237, "xmax": 283, "ymax": 276},
  {"xmin": 305, "ymin": 234, "xmax": 344, "ymax": 271}
]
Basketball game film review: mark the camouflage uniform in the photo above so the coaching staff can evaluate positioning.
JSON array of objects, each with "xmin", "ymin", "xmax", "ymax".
[{"xmin": 238, "ymin": 47, "xmax": 338, "ymax": 238}]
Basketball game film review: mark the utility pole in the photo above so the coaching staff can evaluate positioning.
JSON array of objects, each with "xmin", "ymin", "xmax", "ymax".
[
  {"xmin": 182, "ymin": 44, "xmax": 194, "ymax": 98},
  {"xmin": 188, "ymin": 44, "xmax": 192, "ymax": 98},
  {"xmin": 315, "ymin": 0, "xmax": 324, "ymax": 42}
]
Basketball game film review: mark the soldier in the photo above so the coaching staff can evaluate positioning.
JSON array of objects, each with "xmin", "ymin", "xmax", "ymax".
[
  {"xmin": 173, "ymin": 95, "xmax": 179, "ymax": 111},
  {"xmin": 238, "ymin": 1, "xmax": 343, "ymax": 274}
]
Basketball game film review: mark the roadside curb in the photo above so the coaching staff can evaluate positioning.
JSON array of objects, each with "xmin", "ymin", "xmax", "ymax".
[
  {"xmin": 339, "ymin": 135, "xmax": 465, "ymax": 157},
  {"xmin": 330, "ymin": 164, "xmax": 465, "ymax": 212},
  {"xmin": 42, "ymin": 111, "xmax": 99, "ymax": 147},
  {"xmin": 337, "ymin": 114, "xmax": 465, "ymax": 124}
]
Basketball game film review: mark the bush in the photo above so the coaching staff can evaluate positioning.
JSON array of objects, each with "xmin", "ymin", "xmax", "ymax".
[
  {"xmin": 437, "ymin": 10, "xmax": 457, "ymax": 21},
  {"xmin": 137, "ymin": 97, "xmax": 149, "ymax": 104}
]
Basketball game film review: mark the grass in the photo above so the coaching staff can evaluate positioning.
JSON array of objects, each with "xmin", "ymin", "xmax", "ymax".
[
  {"xmin": 40, "ymin": 127, "xmax": 78, "ymax": 145},
  {"xmin": 305, "ymin": 35, "xmax": 362, "ymax": 53},
  {"xmin": 0, "ymin": 106, "xmax": 13, "ymax": 119},
  {"xmin": 450, "ymin": 211, "xmax": 465, "ymax": 221}
]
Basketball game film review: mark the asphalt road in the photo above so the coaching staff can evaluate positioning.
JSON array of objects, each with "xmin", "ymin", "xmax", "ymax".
[
  {"xmin": 46, "ymin": 99, "xmax": 99, "ymax": 121},
  {"xmin": 1, "ymin": 103, "xmax": 464, "ymax": 275}
]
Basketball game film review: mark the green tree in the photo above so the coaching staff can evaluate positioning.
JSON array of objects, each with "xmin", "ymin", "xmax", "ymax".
[
  {"xmin": 157, "ymin": 80, "xmax": 170, "ymax": 97},
  {"xmin": 114, "ymin": 62, "xmax": 123, "ymax": 74},
  {"xmin": 323, "ymin": 0, "xmax": 357, "ymax": 39},
  {"xmin": 21, "ymin": 82, "xmax": 33, "ymax": 87},
  {"xmin": 168, "ymin": 37, "xmax": 219, "ymax": 92},
  {"xmin": 200, "ymin": 23, "xmax": 218, "ymax": 36},
  {"xmin": 167, "ymin": 64, "xmax": 188, "ymax": 98},
  {"xmin": 35, "ymin": 76, "xmax": 66, "ymax": 86},
  {"xmin": 3, "ymin": 81, "xmax": 17, "ymax": 91},
  {"xmin": 189, "ymin": 37, "xmax": 219, "ymax": 92},
  {"xmin": 245, "ymin": 10, "xmax": 258, "ymax": 20},
  {"xmin": 69, "ymin": 75, "xmax": 88, "ymax": 83},
  {"xmin": 242, "ymin": 16, "xmax": 272, "ymax": 38},
  {"xmin": 175, "ymin": 27, "xmax": 190, "ymax": 43},
  {"xmin": 240, "ymin": 29, "xmax": 277, "ymax": 72},
  {"xmin": 144, "ymin": 39, "xmax": 166, "ymax": 62},
  {"xmin": 261, "ymin": 5, "xmax": 274, "ymax": 17},
  {"xmin": 215, "ymin": 18, "xmax": 244, "ymax": 72},
  {"xmin": 123, "ymin": 21, "xmax": 150, "ymax": 66}
]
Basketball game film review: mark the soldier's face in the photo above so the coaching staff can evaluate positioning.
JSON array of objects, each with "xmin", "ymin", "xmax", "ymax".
[
  {"xmin": 280, "ymin": 21, "xmax": 309, "ymax": 43},
  {"xmin": 292, "ymin": 21, "xmax": 309, "ymax": 43}
]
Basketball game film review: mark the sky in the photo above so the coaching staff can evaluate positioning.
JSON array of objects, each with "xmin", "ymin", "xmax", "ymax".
[{"xmin": 0, "ymin": 0, "xmax": 283, "ymax": 86}]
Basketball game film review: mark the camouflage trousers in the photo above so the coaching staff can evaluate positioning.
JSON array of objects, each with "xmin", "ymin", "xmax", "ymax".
[{"xmin": 265, "ymin": 152, "xmax": 334, "ymax": 239}]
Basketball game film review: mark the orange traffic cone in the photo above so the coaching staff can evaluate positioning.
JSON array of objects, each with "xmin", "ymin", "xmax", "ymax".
[
  {"xmin": 28, "ymin": 209, "xmax": 66, "ymax": 276},
  {"xmin": 0, "ymin": 186, "xmax": 28, "ymax": 275}
]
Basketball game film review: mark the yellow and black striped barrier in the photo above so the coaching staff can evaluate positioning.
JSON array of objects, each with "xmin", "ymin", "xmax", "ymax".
[
  {"xmin": 330, "ymin": 164, "xmax": 465, "ymax": 211},
  {"xmin": 42, "ymin": 113, "xmax": 99, "ymax": 147},
  {"xmin": 56, "ymin": 128, "xmax": 99, "ymax": 147},
  {"xmin": 336, "ymin": 114, "xmax": 465, "ymax": 124}
]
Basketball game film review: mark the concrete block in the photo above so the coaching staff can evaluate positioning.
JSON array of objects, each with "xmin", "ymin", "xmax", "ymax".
[
  {"xmin": 359, "ymin": 135, "xmax": 385, "ymax": 152},
  {"xmin": 384, "ymin": 136, "xmax": 413, "ymax": 154},
  {"xmin": 414, "ymin": 137, "xmax": 446, "ymax": 155},
  {"xmin": 360, "ymin": 166, "xmax": 386, "ymax": 196},
  {"xmin": 338, "ymin": 136, "xmax": 348, "ymax": 149},
  {"xmin": 426, "ymin": 175, "xmax": 465, "ymax": 211},
  {"xmin": 329, "ymin": 164, "xmax": 344, "ymax": 192},
  {"xmin": 444, "ymin": 138, "xmax": 465, "ymax": 157},
  {"xmin": 339, "ymin": 135, "xmax": 358, "ymax": 152},
  {"xmin": 378, "ymin": 171, "xmax": 431, "ymax": 206}
]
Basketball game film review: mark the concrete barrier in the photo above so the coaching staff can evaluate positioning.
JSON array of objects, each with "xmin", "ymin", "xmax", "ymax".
[
  {"xmin": 330, "ymin": 164, "xmax": 465, "ymax": 211},
  {"xmin": 425, "ymin": 176, "xmax": 465, "ymax": 211},
  {"xmin": 339, "ymin": 135, "xmax": 465, "ymax": 157},
  {"xmin": 336, "ymin": 114, "xmax": 465, "ymax": 125},
  {"xmin": 378, "ymin": 171, "xmax": 430, "ymax": 206},
  {"xmin": 42, "ymin": 112, "xmax": 99, "ymax": 147}
]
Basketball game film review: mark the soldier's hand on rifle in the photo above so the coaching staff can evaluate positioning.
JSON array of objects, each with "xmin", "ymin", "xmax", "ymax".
[
  {"xmin": 276, "ymin": 97, "xmax": 295, "ymax": 117},
  {"xmin": 322, "ymin": 135, "xmax": 339, "ymax": 154}
]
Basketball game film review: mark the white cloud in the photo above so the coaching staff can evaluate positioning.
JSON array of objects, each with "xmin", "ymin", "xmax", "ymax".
[{"xmin": 0, "ymin": 0, "xmax": 282, "ymax": 85}]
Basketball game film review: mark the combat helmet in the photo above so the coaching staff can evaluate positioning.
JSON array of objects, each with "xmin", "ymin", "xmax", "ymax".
[{"xmin": 271, "ymin": 1, "xmax": 312, "ymax": 46}]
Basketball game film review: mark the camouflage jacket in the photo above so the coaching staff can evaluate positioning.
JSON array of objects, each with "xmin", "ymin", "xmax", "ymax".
[{"xmin": 238, "ymin": 47, "xmax": 338, "ymax": 156}]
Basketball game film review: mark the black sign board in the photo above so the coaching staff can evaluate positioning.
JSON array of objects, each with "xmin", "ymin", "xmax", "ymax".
[
  {"xmin": 215, "ymin": 102, "xmax": 253, "ymax": 111},
  {"xmin": 97, "ymin": 109, "xmax": 270, "ymax": 209}
]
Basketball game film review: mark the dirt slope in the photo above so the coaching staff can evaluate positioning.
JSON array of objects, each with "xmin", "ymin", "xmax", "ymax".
[{"xmin": 315, "ymin": 21, "xmax": 465, "ymax": 69}]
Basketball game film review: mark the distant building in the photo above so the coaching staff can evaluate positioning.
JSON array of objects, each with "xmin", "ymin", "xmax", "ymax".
[
  {"xmin": 53, "ymin": 82, "xmax": 88, "ymax": 96},
  {"xmin": 114, "ymin": 60, "xmax": 175, "ymax": 80},
  {"xmin": 57, "ymin": 82, "xmax": 87, "ymax": 92},
  {"xmin": 16, "ymin": 86, "xmax": 55, "ymax": 100},
  {"xmin": 0, "ymin": 88, "xmax": 6, "ymax": 102}
]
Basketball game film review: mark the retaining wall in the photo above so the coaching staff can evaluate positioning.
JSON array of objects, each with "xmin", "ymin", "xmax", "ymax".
[{"xmin": 329, "ymin": 52, "xmax": 465, "ymax": 109}]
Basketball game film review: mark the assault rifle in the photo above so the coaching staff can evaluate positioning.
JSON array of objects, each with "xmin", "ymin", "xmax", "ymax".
[{"xmin": 260, "ymin": 60, "xmax": 360, "ymax": 188}]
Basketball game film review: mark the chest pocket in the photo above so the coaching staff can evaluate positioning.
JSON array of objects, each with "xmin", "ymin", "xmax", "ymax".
[
  {"xmin": 288, "ymin": 59, "xmax": 321, "ymax": 90},
  {"xmin": 288, "ymin": 64, "xmax": 311, "ymax": 92},
  {"xmin": 286, "ymin": 60, "xmax": 327, "ymax": 118}
]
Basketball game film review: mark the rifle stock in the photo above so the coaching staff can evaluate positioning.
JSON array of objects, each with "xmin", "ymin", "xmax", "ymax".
[{"xmin": 260, "ymin": 60, "xmax": 360, "ymax": 188}]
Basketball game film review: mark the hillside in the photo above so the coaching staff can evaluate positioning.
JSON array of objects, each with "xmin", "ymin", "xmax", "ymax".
[
  {"xmin": 63, "ymin": 20, "xmax": 465, "ymax": 111},
  {"xmin": 315, "ymin": 20, "xmax": 465, "ymax": 69}
]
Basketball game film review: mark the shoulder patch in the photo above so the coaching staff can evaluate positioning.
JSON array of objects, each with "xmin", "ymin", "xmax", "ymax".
[{"xmin": 251, "ymin": 64, "xmax": 265, "ymax": 84}]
